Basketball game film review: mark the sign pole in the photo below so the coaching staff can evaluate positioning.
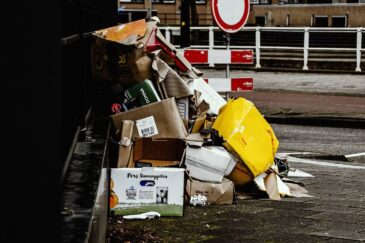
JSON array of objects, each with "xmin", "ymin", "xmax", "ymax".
[{"xmin": 226, "ymin": 33, "xmax": 230, "ymax": 78}]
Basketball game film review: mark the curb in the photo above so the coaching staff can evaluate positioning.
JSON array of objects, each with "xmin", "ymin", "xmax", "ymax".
[
  {"xmin": 265, "ymin": 116, "xmax": 365, "ymax": 129},
  {"xmin": 197, "ymin": 66, "xmax": 365, "ymax": 75},
  {"xmin": 251, "ymin": 88, "xmax": 365, "ymax": 98}
]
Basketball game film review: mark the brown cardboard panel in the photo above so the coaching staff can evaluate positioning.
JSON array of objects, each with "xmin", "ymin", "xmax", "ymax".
[
  {"xmin": 135, "ymin": 159, "xmax": 180, "ymax": 168},
  {"xmin": 191, "ymin": 114, "xmax": 206, "ymax": 133},
  {"xmin": 117, "ymin": 120, "xmax": 134, "ymax": 168},
  {"xmin": 186, "ymin": 177, "xmax": 234, "ymax": 205},
  {"xmin": 264, "ymin": 172, "xmax": 281, "ymax": 200},
  {"xmin": 130, "ymin": 55, "xmax": 153, "ymax": 83},
  {"xmin": 134, "ymin": 138, "xmax": 186, "ymax": 161},
  {"xmin": 227, "ymin": 162, "xmax": 253, "ymax": 186},
  {"xmin": 111, "ymin": 98, "xmax": 188, "ymax": 139},
  {"xmin": 91, "ymin": 38, "xmax": 144, "ymax": 88},
  {"xmin": 152, "ymin": 56, "xmax": 192, "ymax": 99},
  {"xmin": 93, "ymin": 19, "xmax": 147, "ymax": 44}
]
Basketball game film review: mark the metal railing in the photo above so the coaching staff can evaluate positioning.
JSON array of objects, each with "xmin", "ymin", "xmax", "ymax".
[{"xmin": 160, "ymin": 26, "xmax": 364, "ymax": 72}]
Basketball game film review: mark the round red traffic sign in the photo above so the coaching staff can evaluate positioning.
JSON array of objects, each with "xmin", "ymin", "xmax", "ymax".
[{"xmin": 211, "ymin": 0, "xmax": 250, "ymax": 33}]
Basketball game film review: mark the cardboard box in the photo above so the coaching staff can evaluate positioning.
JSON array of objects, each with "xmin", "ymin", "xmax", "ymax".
[
  {"xmin": 91, "ymin": 19, "xmax": 156, "ymax": 88},
  {"xmin": 117, "ymin": 120, "xmax": 134, "ymax": 168},
  {"xmin": 185, "ymin": 145, "xmax": 237, "ymax": 183},
  {"xmin": 110, "ymin": 167, "xmax": 185, "ymax": 216},
  {"xmin": 111, "ymin": 97, "xmax": 188, "ymax": 139},
  {"xmin": 186, "ymin": 177, "xmax": 235, "ymax": 205},
  {"xmin": 130, "ymin": 137, "xmax": 186, "ymax": 168}
]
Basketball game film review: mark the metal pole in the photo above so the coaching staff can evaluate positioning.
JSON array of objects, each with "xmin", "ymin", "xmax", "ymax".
[
  {"xmin": 255, "ymin": 26, "xmax": 261, "ymax": 69},
  {"xmin": 303, "ymin": 27, "xmax": 309, "ymax": 70},
  {"xmin": 226, "ymin": 33, "xmax": 230, "ymax": 78},
  {"xmin": 146, "ymin": 0, "xmax": 152, "ymax": 20},
  {"xmin": 355, "ymin": 27, "xmax": 362, "ymax": 72},
  {"xmin": 209, "ymin": 26, "xmax": 214, "ymax": 67},
  {"xmin": 165, "ymin": 27, "xmax": 171, "ymax": 43}
]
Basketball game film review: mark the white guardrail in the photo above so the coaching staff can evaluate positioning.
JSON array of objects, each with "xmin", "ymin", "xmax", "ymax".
[{"xmin": 159, "ymin": 26, "xmax": 364, "ymax": 72}]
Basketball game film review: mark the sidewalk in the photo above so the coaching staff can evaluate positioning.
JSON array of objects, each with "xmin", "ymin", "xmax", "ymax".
[
  {"xmin": 200, "ymin": 69, "xmax": 365, "ymax": 96},
  {"xmin": 200, "ymin": 69, "xmax": 365, "ymax": 122}
]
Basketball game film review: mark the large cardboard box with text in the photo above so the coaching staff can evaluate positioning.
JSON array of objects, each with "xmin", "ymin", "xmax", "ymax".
[
  {"xmin": 110, "ymin": 168, "xmax": 185, "ymax": 217},
  {"xmin": 111, "ymin": 97, "xmax": 187, "ymax": 139}
]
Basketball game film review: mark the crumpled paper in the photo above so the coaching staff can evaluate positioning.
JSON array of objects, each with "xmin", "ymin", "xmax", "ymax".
[{"xmin": 190, "ymin": 194, "xmax": 207, "ymax": 206}]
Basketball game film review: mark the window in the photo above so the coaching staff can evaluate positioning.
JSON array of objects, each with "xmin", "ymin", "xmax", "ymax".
[
  {"xmin": 121, "ymin": 0, "xmax": 144, "ymax": 3},
  {"xmin": 255, "ymin": 16, "xmax": 266, "ymax": 26},
  {"xmin": 250, "ymin": 0, "xmax": 260, "ymax": 3},
  {"xmin": 314, "ymin": 16, "xmax": 328, "ymax": 27},
  {"xmin": 332, "ymin": 16, "xmax": 347, "ymax": 27},
  {"xmin": 151, "ymin": 0, "xmax": 175, "ymax": 3}
]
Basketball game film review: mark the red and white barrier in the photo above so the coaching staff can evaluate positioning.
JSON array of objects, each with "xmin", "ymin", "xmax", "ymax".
[
  {"xmin": 204, "ymin": 78, "xmax": 253, "ymax": 92},
  {"xmin": 183, "ymin": 49, "xmax": 253, "ymax": 65}
]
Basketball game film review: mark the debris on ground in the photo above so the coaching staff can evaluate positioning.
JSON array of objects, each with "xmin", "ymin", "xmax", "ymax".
[{"xmin": 90, "ymin": 18, "xmax": 314, "ymax": 242}]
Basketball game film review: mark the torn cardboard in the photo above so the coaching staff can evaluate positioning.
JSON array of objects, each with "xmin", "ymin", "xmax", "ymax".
[
  {"xmin": 152, "ymin": 56, "xmax": 192, "ymax": 99},
  {"xmin": 254, "ymin": 172, "xmax": 291, "ymax": 200},
  {"xmin": 186, "ymin": 177, "xmax": 235, "ymax": 205},
  {"xmin": 111, "ymin": 97, "xmax": 188, "ymax": 139},
  {"xmin": 117, "ymin": 120, "xmax": 134, "ymax": 168},
  {"xmin": 188, "ymin": 78, "xmax": 226, "ymax": 115},
  {"xmin": 93, "ymin": 19, "xmax": 148, "ymax": 45}
]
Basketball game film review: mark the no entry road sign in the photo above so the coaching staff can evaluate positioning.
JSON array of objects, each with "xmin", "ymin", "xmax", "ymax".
[{"xmin": 211, "ymin": 0, "xmax": 250, "ymax": 33}]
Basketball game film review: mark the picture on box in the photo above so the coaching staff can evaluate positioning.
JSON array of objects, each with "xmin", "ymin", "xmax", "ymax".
[{"xmin": 156, "ymin": 187, "xmax": 168, "ymax": 204}]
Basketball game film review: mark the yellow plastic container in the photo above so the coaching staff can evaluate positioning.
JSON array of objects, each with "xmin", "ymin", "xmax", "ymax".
[{"xmin": 212, "ymin": 98, "xmax": 279, "ymax": 177}]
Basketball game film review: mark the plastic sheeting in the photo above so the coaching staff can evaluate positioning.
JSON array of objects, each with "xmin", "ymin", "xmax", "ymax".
[{"xmin": 212, "ymin": 98, "xmax": 279, "ymax": 177}]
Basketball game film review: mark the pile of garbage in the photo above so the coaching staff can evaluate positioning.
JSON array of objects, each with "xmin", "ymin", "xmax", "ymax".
[{"xmin": 91, "ymin": 18, "xmax": 311, "ymax": 218}]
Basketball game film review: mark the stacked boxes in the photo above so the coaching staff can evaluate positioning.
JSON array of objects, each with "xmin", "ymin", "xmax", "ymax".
[{"xmin": 91, "ymin": 18, "xmax": 287, "ymax": 217}]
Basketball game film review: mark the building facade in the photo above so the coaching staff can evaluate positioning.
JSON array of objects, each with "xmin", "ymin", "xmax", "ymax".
[{"xmin": 118, "ymin": 0, "xmax": 365, "ymax": 27}]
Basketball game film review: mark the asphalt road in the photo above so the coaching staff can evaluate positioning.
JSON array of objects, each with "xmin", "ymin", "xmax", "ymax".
[
  {"xmin": 107, "ymin": 123, "xmax": 365, "ymax": 242},
  {"xmin": 273, "ymin": 123, "xmax": 365, "ymax": 156},
  {"xmin": 107, "ymin": 70, "xmax": 365, "ymax": 242}
]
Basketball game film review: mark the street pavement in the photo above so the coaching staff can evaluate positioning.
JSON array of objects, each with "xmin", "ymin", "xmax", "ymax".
[
  {"xmin": 200, "ymin": 69, "xmax": 365, "ymax": 121},
  {"xmin": 108, "ymin": 70, "xmax": 365, "ymax": 242}
]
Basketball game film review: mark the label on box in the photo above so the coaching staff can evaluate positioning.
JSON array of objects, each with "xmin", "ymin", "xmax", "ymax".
[
  {"xmin": 176, "ymin": 98, "xmax": 189, "ymax": 120},
  {"xmin": 136, "ymin": 116, "xmax": 159, "ymax": 137}
]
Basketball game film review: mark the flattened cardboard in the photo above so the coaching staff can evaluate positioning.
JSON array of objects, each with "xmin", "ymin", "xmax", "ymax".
[
  {"xmin": 117, "ymin": 120, "xmax": 134, "ymax": 168},
  {"xmin": 111, "ymin": 98, "xmax": 188, "ymax": 139},
  {"xmin": 188, "ymin": 78, "xmax": 227, "ymax": 115},
  {"xmin": 264, "ymin": 172, "xmax": 281, "ymax": 200},
  {"xmin": 93, "ymin": 19, "xmax": 147, "ymax": 45},
  {"xmin": 131, "ymin": 55, "xmax": 153, "ymax": 82},
  {"xmin": 152, "ymin": 56, "xmax": 192, "ymax": 99},
  {"xmin": 110, "ymin": 167, "xmax": 185, "ymax": 217},
  {"xmin": 254, "ymin": 172, "xmax": 291, "ymax": 199},
  {"xmin": 186, "ymin": 177, "xmax": 234, "ymax": 205}
]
